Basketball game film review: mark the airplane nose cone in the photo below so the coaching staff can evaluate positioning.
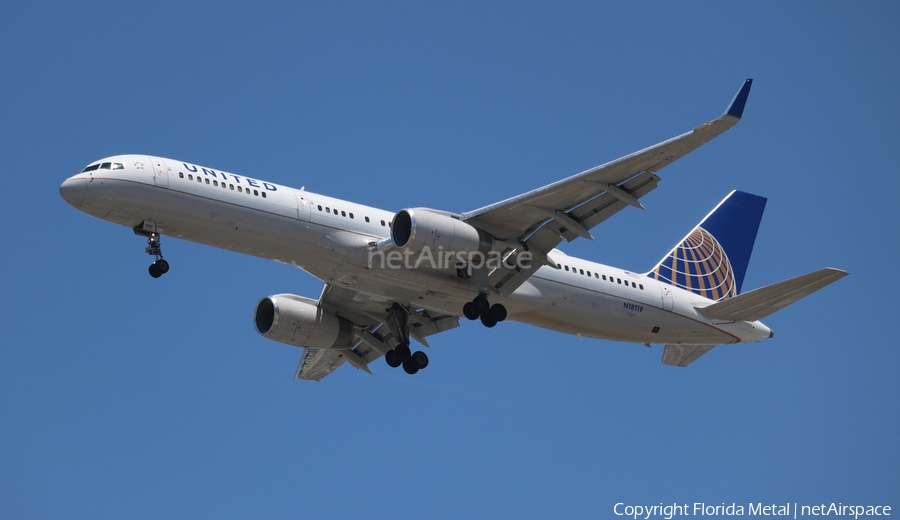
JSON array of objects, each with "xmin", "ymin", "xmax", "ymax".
[{"xmin": 60, "ymin": 177, "xmax": 87, "ymax": 208}]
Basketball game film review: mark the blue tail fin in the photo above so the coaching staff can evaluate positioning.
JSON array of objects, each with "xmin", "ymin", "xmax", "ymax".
[{"xmin": 647, "ymin": 191, "xmax": 767, "ymax": 300}]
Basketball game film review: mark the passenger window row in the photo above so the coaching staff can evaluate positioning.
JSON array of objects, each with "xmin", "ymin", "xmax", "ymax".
[
  {"xmin": 179, "ymin": 172, "xmax": 267, "ymax": 198},
  {"xmin": 562, "ymin": 264, "xmax": 643, "ymax": 290},
  {"xmin": 316, "ymin": 204, "xmax": 388, "ymax": 227}
]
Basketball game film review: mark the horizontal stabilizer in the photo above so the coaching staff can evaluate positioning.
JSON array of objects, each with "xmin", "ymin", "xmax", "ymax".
[
  {"xmin": 695, "ymin": 268, "xmax": 848, "ymax": 322},
  {"xmin": 662, "ymin": 344, "xmax": 716, "ymax": 366}
]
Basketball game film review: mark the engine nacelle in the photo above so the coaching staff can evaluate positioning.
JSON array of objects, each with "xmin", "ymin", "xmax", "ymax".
[
  {"xmin": 254, "ymin": 294, "xmax": 355, "ymax": 349},
  {"xmin": 391, "ymin": 208, "xmax": 493, "ymax": 254}
]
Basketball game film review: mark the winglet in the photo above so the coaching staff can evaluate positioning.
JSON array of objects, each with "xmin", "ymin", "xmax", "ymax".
[{"xmin": 725, "ymin": 79, "xmax": 753, "ymax": 119}]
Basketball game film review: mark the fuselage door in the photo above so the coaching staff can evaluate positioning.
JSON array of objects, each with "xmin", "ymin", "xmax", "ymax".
[
  {"xmin": 151, "ymin": 157, "xmax": 169, "ymax": 188},
  {"xmin": 662, "ymin": 285, "xmax": 674, "ymax": 312},
  {"xmin": 295, "ymin": 190, "xmax": 311, "ymax": 221}
]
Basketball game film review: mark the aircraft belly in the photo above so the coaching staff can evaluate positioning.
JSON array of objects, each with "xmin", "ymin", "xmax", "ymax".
[
  {"xmin": 319, "ymin": 264, "xmax": 475, "ymax": 316},
  {"xmin": 510, "ymin": 276, "xmax": 735, "ymax": 345}
]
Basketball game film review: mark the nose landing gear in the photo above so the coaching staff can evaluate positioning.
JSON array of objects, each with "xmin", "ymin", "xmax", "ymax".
[
  {"xmin": 146, "ymin": 233, "xmax": 170, "ymax": 278},
  {"xmin": 463, "ymin": 294, "xmax": 507, "ymax": 328},
  {"xmin": 134, "ymin": 221, "xmax": 170, "ymax": 278}
]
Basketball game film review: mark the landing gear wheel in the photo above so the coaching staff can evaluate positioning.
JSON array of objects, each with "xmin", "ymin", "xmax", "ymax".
[
  {"xmin": 411, "ymin": 350, "xmax": 429, "ymax": 370},
  {"xmin": 156, "ymin": 259, "xmax": 170, "ymax": 274},
  {"xmin": 385, "ymin": 349, "xmax": 402, "ymax": 368},
  {"xmin": 148, "ymin": 263, "xmax": 162, "ymax": 278},
  {"xmin": 472, "ymin": 295, "xmax": 490, "ymax": 316},
  {"xmin": 463, "ymin": 302, "xmax": 480, "ymax": 321},
  {"xmin": 489, "ymin": 303, "xmax": 507, "ymax": 322},
  {"xmin": 395, "ymin": 342, "xmax": 411, "ymax": 362},
  {"xmin": 402, "ymin": 358, "xmax": 419, "ymax": 375},
  {"xmin": 480, "ymin": 313, "xmax": 498, "ymax": 328}
]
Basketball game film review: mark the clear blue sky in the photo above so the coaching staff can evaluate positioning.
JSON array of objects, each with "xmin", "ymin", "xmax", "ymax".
[{"xmin": 2, "ymin": 2, "xmax": 897, "ymax": 518}]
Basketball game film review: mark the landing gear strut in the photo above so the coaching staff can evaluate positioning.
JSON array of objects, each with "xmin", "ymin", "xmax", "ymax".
[
  {"xmin": 463, "ymin": 294, "xmax": 507, "ymax": 328},
  {"xmin": 383, "ymin": 303, "xmax": 429, "ymax": 375},
  {"xmin": 145, "ymin": 233, "xmax": 170, "ymax": 278}
]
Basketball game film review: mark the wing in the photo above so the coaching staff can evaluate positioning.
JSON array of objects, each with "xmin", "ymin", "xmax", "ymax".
[
  {"xmin": 294, "ymin": 284, "xmax": 460, "ymax": 381},
  {"xmin": 463, "ymin": 79, "xmax": 754, "ymax": 297}
]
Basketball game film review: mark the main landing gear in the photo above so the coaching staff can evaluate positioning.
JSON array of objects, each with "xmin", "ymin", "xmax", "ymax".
[
  {"xmin": 384, "ymin": 342, "xmax": 429, "ymax": 375},
  {"xmin": 463, "ymin": 294, "xmax": 507, "ymax": 328},
  {"xmin": 383, "ymin": 303, "xmax": 429, "ymax": 375},
  {"xmin": 145, "ymin": 233, "xmax": 170, "ymax": 278}
]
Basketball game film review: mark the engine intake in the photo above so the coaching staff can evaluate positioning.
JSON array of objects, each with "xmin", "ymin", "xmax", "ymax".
[
  {"xmin": 254, "ymin": 294, "xmax": 355, "ymax": 349},
  {"xmin": 391, "ymin": 208, "xmax": 493, "ymax": 254}
]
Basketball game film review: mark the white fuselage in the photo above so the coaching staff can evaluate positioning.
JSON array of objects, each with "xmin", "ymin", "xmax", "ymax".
[{"xmin": 60, "ymin": 155, "xmax": 772, "ymax": 346}]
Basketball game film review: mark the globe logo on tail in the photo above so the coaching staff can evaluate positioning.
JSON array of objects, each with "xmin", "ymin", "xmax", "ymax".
[{"xmin": 649, "ymin": 227, "xmax": 736, "ymax": 301}]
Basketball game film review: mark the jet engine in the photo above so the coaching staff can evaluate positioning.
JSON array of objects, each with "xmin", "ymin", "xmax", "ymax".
[
  {"xmin": 254, "ymin": 294, "xmax": 355, "ymax": 349},
  {"xmin": 391, "ymin": 208, "xmax": 494, "ymax": 254}
]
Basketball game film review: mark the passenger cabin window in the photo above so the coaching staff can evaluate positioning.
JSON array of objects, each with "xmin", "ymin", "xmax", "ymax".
[
  {"xmin": 381, "ymin": 220, "xmax": 386, "ymax": 226},
  {"xmin": 179, "ymin": 172, "xmax": 184, "ymax": 178},
  {"xmin": 564, "ymin": 266, "xmax": 569, "ymax": 271},
  {"xmin": 229, "ymin": 184, "xmax": 234, "ymax": 190},
  {"xmin": 341, "ymin": 211, "xmax": 346, "ymax": 217},
  {"xmin": 261, "ymin": 192, "xmax": 266, "ymax": 198},
  {"xmin": 365, "ymin": 216, "xmax": 370, "ymax": 223}
]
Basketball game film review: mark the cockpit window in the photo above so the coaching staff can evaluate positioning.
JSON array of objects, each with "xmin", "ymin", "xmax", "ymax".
[
  {"xmin": 100, "ymin": 162, "xmax": 111, "ymax": 170},
  {"xmin": 81, "ymin": 164, "xmax": 100, "ymax": 172},
  {"xmin": 113, "ymin": 163, "xmax": 124, "ymax": 170}
]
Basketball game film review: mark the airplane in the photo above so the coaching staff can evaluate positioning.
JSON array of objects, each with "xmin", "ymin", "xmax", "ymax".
[{"xmin": 59, "ymin": 79, "xmax": 847, "ymax": 380}]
